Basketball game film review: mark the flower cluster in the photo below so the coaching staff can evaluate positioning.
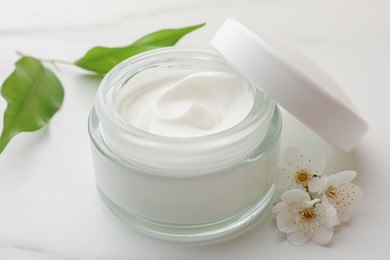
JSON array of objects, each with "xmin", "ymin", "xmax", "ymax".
[{"xmin": 273, "ymin": 147, "xmax": 363, "ymax": 246}]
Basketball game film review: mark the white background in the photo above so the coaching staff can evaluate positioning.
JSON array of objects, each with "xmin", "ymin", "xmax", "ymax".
[{"xmin": 0, "ymin": 0, "xmax": 389, "ymax": 259}]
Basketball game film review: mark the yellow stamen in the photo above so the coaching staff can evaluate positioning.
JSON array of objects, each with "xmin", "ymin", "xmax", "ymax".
[
  {"xmin": 301, "ymin": 208, "xmax": 316, "ymax": 220},
  {"xmin": 326, "ymin": 186, "xmax": 338, "ymax": 199},
  {"xmin": 294, "ymin": 170, "xmax": 312, "ymax": 185}
]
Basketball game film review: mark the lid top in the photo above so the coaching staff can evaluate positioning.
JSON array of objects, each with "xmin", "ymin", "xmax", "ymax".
[{"xmin": 211, "ymin": 18, "xmax": 369, "ymax": 152}]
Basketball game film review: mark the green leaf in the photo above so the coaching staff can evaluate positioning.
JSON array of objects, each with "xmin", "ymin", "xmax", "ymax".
[
  {"xmin": 74, "ymin": 23, "xmax": 205, "ymax": 74},
  {"xmin": 132, "ymin": 23, "xmax": 205, "ymax": 46},
  {"xmin": 0, "ymin": 56, "xmax": 64, "ymax": 153}
]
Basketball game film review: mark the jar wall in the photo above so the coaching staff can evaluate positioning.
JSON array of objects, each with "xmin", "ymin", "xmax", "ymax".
[
  {"xmin": 92, "ymin": 139, "xmax": 279, "ymax": 225},
  {"xmin": 89, "ymin": 105, "xmax": 281, "ymax": 239},
  {"xmin": 88, "ymin": 47, "xmax": 282, "ymax": 241}
]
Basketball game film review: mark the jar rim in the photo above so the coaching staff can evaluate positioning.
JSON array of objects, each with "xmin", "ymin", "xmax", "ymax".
[
  {"xmin": 91, "ymin": 46, "xmax": 280, "ymax": 176},
  {"xmin": 96, "ymin": 47, "xmax": 274, "ymax": 144}
]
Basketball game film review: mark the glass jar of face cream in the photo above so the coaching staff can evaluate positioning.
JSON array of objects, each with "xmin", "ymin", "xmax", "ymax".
[
  {"xmin": 89, "ymin": 18, "xmax": 368, "ymax": 243},
  {"xmin": 88, "ymin": 47, "xmax": 282, "ymax": 242}
]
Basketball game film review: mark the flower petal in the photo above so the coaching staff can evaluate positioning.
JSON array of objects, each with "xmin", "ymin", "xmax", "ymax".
[
  {"xmin": 275, "ymin": 168, "xmax": 294, "ymax": 191},
  {"xmin": 316, "ymin": 202, "xmax": 338, "ymax": 227},
  {"xmin": 308, "ymin": 175, "xmax": 327, "ymax": 193},
  {"xmin": 339, "ymin": 205, "xmax": 353, "ymax": 223},
  {"xmin": 325, "ymin": 183, "xmax": 363, "ymax": 223},
  {"xmin": 272, "ymin": 201, "xmax": 287, "ymax": 214},
  {"xmin": 281, "ymin": 189, "xmax": 311, "ymax": 208},
  {"xmin": 311, "ymin": 224, "xmax": 334, "ymax": 245},
  {"xmin": 328, "ymin": 171, "xmax": 357, "ymax": 186},
  {"xmin": 284, "ymin": 147, "xmax": 303, "ymax": 169},
  {"xmin": 302, "ymin": 198, "xmax": 321, "ymax": 208},
  {"xmin": 305, "ymin": 155, "xmax": 326, "ymax": 176},
  {"xmin": 287, "ymin": 231, "xmax": 310, "ymax": 246},
  {"xmin": 276, "ymin": 208, "xmax": 300, "ymax": 233}
]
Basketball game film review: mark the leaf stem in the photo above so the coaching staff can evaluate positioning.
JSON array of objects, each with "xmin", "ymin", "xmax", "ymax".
[{"xmin": 16, "ymin": 50, "xmax": 74, "ymax": 66}]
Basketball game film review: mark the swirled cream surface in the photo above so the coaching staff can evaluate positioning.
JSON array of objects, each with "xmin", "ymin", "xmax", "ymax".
[{"xmin": 117, "ymin": 71, "xmax": 254, "ymax": 137}]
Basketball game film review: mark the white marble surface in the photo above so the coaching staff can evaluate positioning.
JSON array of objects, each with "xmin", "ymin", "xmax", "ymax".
[{"xmin": 1, "ymin": 0, "xmax": 389, "ymax": 259}]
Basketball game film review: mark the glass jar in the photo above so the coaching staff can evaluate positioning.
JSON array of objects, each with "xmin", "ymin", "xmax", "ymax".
[{"xmin": 88, "ymin": 47, "xmax": 282, "ymax": 242}]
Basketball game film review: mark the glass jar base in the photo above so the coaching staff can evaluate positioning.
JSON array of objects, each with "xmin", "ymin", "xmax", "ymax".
[{"xmin": 97, "ymin": 184, "xmax": 275, "ymax": 243}]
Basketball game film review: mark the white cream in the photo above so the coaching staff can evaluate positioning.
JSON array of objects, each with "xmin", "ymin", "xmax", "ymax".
[
  {"xmin": 117, "ymin": 71, "xmax": 254, "ymax": 137},
  {"xmin": 90, "ymin": 48, "xmax": 281, "ymax": 241}
]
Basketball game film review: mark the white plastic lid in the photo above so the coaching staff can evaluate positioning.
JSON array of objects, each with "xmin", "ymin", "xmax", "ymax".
[{"xmin": 211, "ymin": 18, "xmax": 369, "ymax": 153}]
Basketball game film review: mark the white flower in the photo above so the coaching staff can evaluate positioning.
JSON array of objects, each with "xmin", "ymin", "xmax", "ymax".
[
  {"xmin": 272, "ymin": 189, "xmax": 338, "ymax": 246},
  {"xmin": 277, "ymin": 147, "xmax": 327, "ymax": 193},
  {"xmin": 320, "ymin": 171, "xmax": 363, "ymax": 224}
]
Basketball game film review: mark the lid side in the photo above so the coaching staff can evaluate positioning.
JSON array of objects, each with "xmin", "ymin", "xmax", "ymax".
[{"xmin": 211, "ymin": 18, "xmax": 369, "ymax": 152}]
